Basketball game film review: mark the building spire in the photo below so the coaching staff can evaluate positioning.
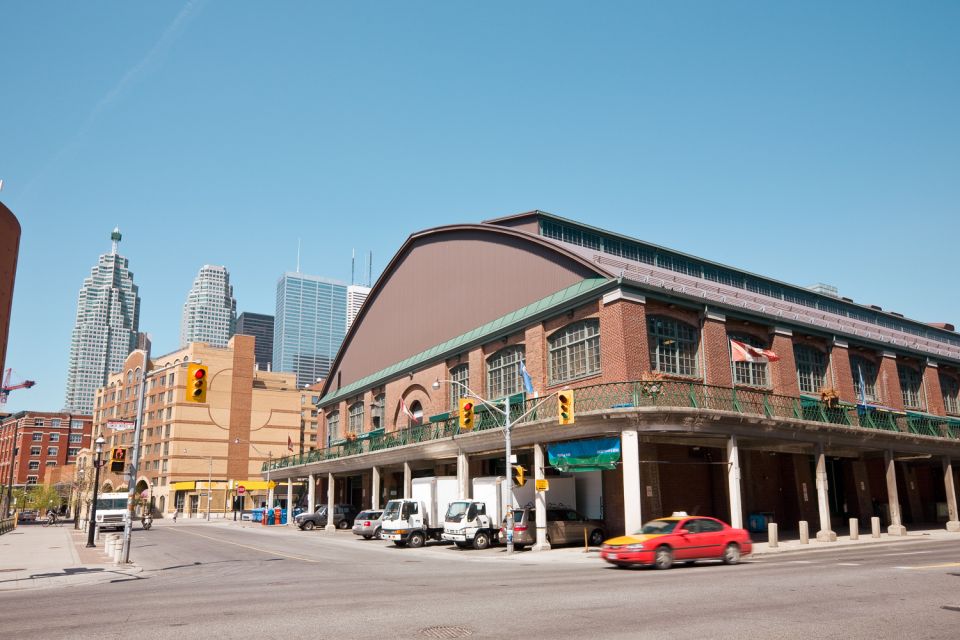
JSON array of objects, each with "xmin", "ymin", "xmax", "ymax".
[{"xmin": 111, "ymin": 227, "xmax": 122, "ymax": 254}]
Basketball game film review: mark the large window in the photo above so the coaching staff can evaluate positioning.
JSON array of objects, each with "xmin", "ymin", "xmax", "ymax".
[
  {"xmin": 647, "ymin": 316, "xmax": 699, "ymax": 377},
  {"xmin": 794, "ymin": 344, "xmax": 827, "ymax": 394},
  {"xmin": 730, "ymin": 334, "xmax": 770, "ymax": 387},
  {"xmin": 372, "ymin": 394, "xmax": 385, "ymax": 430},
  {"xmin": 348, "ymin": 402, "xmax": 364, "ymax": 434},
  {"xmin": 450, "ymin": 364, "xmax": 470, "ymax": 410},
  {"xmin": 326, "ymin": 411, "xmax": 340, "ymax": 445},
  {"xmin": 851, "ymin": 356, "xmax": 878, "ymax": 403},
  {"xmin": 942, "ymin": 373, "xmax": 960, "ymax": 415},
  {"xmin": 549, "ymin": 320, "xmax": 601, "ymax": 384},
  {"xmin": 898, "ymin": 364, "xmax": 924, "ymax": 409},
  {"xmin": 487, "ymin": 346, "xmax": 525, "ymax": 399}
]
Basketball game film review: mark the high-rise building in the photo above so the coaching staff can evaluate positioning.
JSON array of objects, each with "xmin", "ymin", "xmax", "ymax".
[
  {"xmin": 236, "ymin": 312, "xmax": 274, "ymax": 371},
  {"xmin": 273, "ymin": 272, "xmax": 347, "ymax": 388},
  {"xmin": 180, "ymin": 265, "xmax": 236, "ymax": 348},
  {"xmin": 346, "ymin": 285, "xmax": 371, "ymax": 330},
  {"xmin": 63, "ymin": 228, "xmax": 140, "ymax": 414}
]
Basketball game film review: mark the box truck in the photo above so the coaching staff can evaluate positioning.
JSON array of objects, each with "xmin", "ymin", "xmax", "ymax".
[
  {"xmin": 381, "ymin": 476, "xmax": 458, "ymax": 548},
  {"xmin": 442, "ymin": 476, "xmax": 506, "ymax": 550}
]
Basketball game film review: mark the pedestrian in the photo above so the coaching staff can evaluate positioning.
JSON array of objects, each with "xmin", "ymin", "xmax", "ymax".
[{"xmin": 172, "ymin": 508, "xmax": 178, "ymax": 523}]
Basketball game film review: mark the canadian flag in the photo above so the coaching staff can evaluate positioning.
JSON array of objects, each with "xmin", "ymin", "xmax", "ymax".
[
  {"xmin": 730, "ymin": 339, "xmax": 780, "ymax": 363},
  {"xmin": 287, "ymin": 435, "xmax": 294, "ymax": 452},
  {"xmin": 400, "ymin": 397, "xmax": 416, "ymax": 421}
]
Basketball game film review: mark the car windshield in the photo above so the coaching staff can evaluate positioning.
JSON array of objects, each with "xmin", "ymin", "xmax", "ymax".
[
  {"xmin": 382, "ymin": 501, "xmax": 402, "ymax": 521},
  {"xmin": 96, "ymin": 498, "xmax": 127, "ymax": 510},
  {"xmin": 445, "ymin": 502, "xmax": 469, "ymax": 521},
  {"xmin": 637, "ymin": 519, "xmax": 678, "ymax": 535}
]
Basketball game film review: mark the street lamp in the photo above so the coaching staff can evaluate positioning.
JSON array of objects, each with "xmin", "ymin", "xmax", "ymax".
[
  {"xmin": 85, "ymin": 434, "xmax": 106, "ymax": 548},
  {"xmin": 74, "ymin": 466, "xmax": 86, "ymax": 529}
]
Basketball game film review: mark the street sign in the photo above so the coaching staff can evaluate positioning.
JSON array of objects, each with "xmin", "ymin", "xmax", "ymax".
[
  {"xmin": 237, "ymin": 485, "xmax": 246, "ymax": 495},
  {"xmin": 535, "ymin": 479, "xmax": 549, "ymax": 492},
  {"xmin": 106, "ymin": 420, "xmax": 135, "ymax": 432}
]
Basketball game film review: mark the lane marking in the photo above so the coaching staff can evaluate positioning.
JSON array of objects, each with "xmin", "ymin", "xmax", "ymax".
[
  {"xmin": 167, "ymin": 527, "xmax": 322, "ymax": 563},
  {"xmin": 883, "ymin": 551, "xmax": 935, "ymax": 557},
  {"xmin": 836, "ymin": 563, "xmax": 861, "ymax": 566},
  {"xmin": 897, "ymin": 562, "xmax": 960, "ymax": 570},
  {"xmin": 788, "ymin": 560, "xmax": 814, "ymax": 564}
]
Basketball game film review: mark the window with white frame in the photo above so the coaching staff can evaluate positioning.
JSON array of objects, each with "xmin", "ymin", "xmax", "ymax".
[
  {"xmin": 26, "ymin": 476, "xmax": 37, "ymax": 485},
  {"xmin": 69, "ymin": 433, "xmax": 82, "ymax": 443},
  {"xmin": 47, "ymin": 446, "xmax": 58, "ymax": 456},
  {"xmin": 32, "ymin": 433, "xmax": 42, "ymax": 442},
  {"xmin": 49, "ymin": 433, "xmax": 59, "ymax": 442},
  {"xmin": 850, "ymin": 356, "xmax": 878, "ymax": 402},
  {"xmin": 549, "ymin": 320, "xmax": 601, "ymax": 385},
  {"xmin": 34, "ymin": 418, "xmax": 44, "ymax": 426},
  {"xmin": 30, "ymin": 446, "xmax": 40, "ymax": 456},
  {"xmin": 449, "ymin": 365, "xmax": 469, "ymax": 410},
  {"xmin": 372, "ymin": 393, "xmax": 385, "ymax": 430},
  {"xmin": 898, "ymin": 364, "xmax": 924, "ymax": 409},
  {"xmin": 71, "ymin": 419, "xmax": 83, "ymax": 429},
  {"xmin": 794, "ymin": 344, "xmax": 828, "ymax": 395},
  {"xmin": 68, "ymin": 448, "xmax": 79, "ymax": 457},
  {"xmin": 327, "ymin": 411, "xmax": 340, "ymax": 444},
  {"xmin": 730, "ymin": 334, "xmax": 770, "ymax": 387},
  {"xmin": 941, "ymin": 373, "xmax": 960, "ymax": 415},
  {"xmin": 647, "ymin": 316, "xmax": 698, "ymax": 376},
  {"xmin": 28, "ymin": 461, "xmax": 39, "ymax": 470},
  {"xmin": 487, "ymin": 346, "xmax": 525, "ymax": 400},
  {"xmin": 50, "ymin": 418, "xmax": 61, "ymax": 428},
  {"xmin": 348, "ymin": 402, "xmax": 364, "ymax": 434}
]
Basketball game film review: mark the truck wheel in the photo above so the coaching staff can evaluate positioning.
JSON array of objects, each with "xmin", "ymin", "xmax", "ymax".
[
  {"xmin": 409, "ymin": 532, "xmax": 425, "ymax": 548},
  {"xmin": 473, "ymin": 532, "xmax": 491, "ymax": 550},
  {"xmin": 337, "ymin": 519, "xmax": 350, "ymax": 530},
  {"xmin": 302, "ymin": 521, "xmax": 315, "ymax": 531},
  {"xmin": 588, "ymin": 529, "xmax": 605, "ymax": 547}
]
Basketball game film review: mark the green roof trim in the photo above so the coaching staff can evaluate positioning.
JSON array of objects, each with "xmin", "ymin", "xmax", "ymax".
[{"xmin": 319, "ymin": 278, "xmax": 613, "ymax": 407}]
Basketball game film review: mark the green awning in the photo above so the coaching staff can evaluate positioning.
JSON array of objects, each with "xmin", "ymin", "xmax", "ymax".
[{"xmin": 548, "ymin": 438, "xmax": 621, "ymax": 472}]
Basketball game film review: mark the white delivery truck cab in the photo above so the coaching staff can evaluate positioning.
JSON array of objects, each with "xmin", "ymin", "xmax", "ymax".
[
  {"xmin": 382, "ymin": 476, "xmax": 458, "ymax": 548},
  {"xmin": 442, "ymin": 476, "xmax": 506, "ymax": 550},
  {"xmin": 93, "ymin": 492, "xmax": 131, "ymax": 532}
]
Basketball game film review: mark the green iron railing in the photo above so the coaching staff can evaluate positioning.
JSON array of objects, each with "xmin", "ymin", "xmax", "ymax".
[{"xmin": 263, "ymin": 379, "xmax": 960, "ymax": 472}]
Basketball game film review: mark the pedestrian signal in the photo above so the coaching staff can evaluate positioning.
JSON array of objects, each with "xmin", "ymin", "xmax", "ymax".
[{"xmin": 110, "ymin": 447, "xmax": 127, "ymax": 473}]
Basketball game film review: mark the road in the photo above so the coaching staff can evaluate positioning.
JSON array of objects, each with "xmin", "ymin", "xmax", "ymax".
[{"xmin": 3, "ymin": 522, "xmax": 959, "ymax": 639}]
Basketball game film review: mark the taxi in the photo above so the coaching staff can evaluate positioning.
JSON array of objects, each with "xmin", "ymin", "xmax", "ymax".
[{"xmin": 600, "ymin": 513, "xmax": 752, "ymax": 570}]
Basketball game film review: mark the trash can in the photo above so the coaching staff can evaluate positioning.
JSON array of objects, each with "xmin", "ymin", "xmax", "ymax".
[
  {"xmin": 279, "ymin": 508, "xmax": 287, "ymax": 525},
  {"xmin": 266, "ymin": 509, "xmax": 275, "ymax": 525}
]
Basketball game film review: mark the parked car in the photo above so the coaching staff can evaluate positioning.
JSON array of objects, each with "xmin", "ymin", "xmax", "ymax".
[
  {"xmin": 600, "ymin": 513, "xmax": 753, "ymax": 569},
  {"xmin": 352, "ymin": 509, "xmax": 384, "ymax": 539},
  {"xmin": 17, "ymin": 509, "xmax": 37, "ymax": 523},
  {"xmin": 498, "ymin": 507, "xmax": 605, "ymax": 548},
  {"xmin": 295, "ymin": 504, "xmax": 359, "ymax": 531}
]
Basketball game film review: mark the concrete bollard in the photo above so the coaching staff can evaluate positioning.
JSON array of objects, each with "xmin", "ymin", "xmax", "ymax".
[
  {"xmin": 113, "ymin": 542, "xmax": 123, "ymax": 564},
  {"xmin": 849, "ymin": 518, "xmax": 859, "ymax": 541},
  {"xmin": 94, "ymin": 525, "xmax": 101, "ymax": 544},
  {"xmin": 799, "ymin": 520, "xmax": 809, "ymax": 544},
  {"xmin": 767, "ymin": 522, "xmax": 778, "ymax": 548},
  {"xmin": 871, "ymin": 516, "xmax": 881, "ymax": 539}
]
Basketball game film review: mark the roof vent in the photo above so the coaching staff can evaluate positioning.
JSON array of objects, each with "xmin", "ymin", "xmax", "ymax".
[
  {"xmin": 869, "ymin": 305, "xmax": 883, "ymax": 311},
  {"xmin": 809, "ymin": 283, "xmax": 839, "ymax": 297},
  {"xmin": 928, "ymin": 322, "xmax": 956, "ymax": 332}
]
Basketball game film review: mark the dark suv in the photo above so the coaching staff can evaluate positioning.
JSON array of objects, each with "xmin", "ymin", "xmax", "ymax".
[
  {"xmin": 499, "ymin": 507, "xmax": 605, "ymax": 548},
  {"xmin": 295, "ymin": 504, "xmax": 359, "ymax": 530}
]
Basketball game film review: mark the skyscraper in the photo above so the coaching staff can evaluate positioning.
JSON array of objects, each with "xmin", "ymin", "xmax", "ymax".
[
  {"xmin": 180, "ymin": 265, "xmax": 237, "ymax": 348},
  {"xmin": 63, "ymin": 228, "xmax": 140, "ymax": 414},
  {"xmin": 236, "ymin": 312, "xmax": 274, "ymax": 371},
  {"xmin": 346, "ymin": 284, "xmax": 371, "ymax": 330},
  {"xmin": 274, "ymin": 273, "xmax": 347, "ymax": 388}
]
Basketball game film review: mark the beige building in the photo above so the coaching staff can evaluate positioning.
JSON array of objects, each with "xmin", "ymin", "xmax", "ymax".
[
  {"xmin": 299, "ymin": 380, "xmax": 324, "ymax": 453},
  {"xmin": 92, "ymin": 335, "xmax": 302, "ymax": 517}
]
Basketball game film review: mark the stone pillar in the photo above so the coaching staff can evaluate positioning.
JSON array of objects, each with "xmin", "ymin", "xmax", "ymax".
[
  {"xmin": 286, "ymin": 480, "xmax": 294, "ymax": 528},
  {"xmin": 307, "ymin": 473, "xmax": 316, "ymax": 513},
  {"xmin": 457, "ymin": 452, "xmax": 470, "ymax": 499},
  {"xmin": 815, "ymin": 445, "xmax": 836, "ymax": 541},
  {"xmin": 829, "ymin": 340, "xmax": 857, "ymax": 404},
  {"xmin": 621, "ymin": 429, "xmax": 642, "ymax": 535},
  {"xmin": 267, "ymin": 484, "xmax": 274, "ymax": 509},
  {"xmin": 325, "ymin": 473, "xmax": 336, "ymax": 532},
  {"xmin": 533, "ymin": 444, "xmax": 550, "ymax": 551},
  {"xmin": 885, "ymin": 451, "xmax": 907, "ymax": 536},
  {"xmin": 726, "ymin": 435, "xmax": 743, "ymax": 530},
  {"xmin": 903, "ymin": 466, "xmax": 924, "ymax": 527},
  {"xmin": 403, "ymin": 462, "xmax": 412, "ymax": 498},
  {"xmin": 943, "ymin": 457, "xmax": 959, "ymax": 532},
  {"xmin": 878, "ymin": 352, "xmax": 905, "ymax": 412},
  {"xmin": 372, "ymin": 466, "xmax": 381, "ymax": 510}
]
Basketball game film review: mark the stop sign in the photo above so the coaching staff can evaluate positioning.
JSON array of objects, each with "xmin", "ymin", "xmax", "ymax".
[{"xmin": 237, "ymin": 485, "xmax": 246, "ymax": 495}]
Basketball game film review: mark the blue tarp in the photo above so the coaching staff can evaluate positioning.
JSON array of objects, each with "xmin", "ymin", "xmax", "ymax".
[{"xmin": 547, "ymin": 437, "xmax": 621, "ymax": 472}]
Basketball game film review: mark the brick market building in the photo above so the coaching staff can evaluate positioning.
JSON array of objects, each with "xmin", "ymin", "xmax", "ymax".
[{"xmin": 264, "ymin": 211, "xmax": 960, "ymax": 543}]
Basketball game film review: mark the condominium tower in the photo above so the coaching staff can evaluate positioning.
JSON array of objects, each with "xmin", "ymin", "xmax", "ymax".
[
  {"xmin": 273, "ymin": 273, "xmax": 347, "ymax": 388},
  {"xmin": 180, "ymin": 265, "xmax": 237, "ymax": 348},
  {"xmin": 346, "ymin": 285, "xmax": 371, "ymax": 330},
  {"xmin": 236, "ymin": 312, "xmax": 274, "ymax": 371},
  {"xmin": 63, "ymin": 228, "xmax": 140, "ymax": 414}
]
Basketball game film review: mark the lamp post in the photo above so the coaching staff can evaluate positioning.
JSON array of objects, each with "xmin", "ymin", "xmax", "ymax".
[
  {"xmin": 74, "ymin": 466, "xmax": 86, "ymax": 529},
  {"xmin": 85, "ymin": 434, "xmax": 106, "ymax": 547}
]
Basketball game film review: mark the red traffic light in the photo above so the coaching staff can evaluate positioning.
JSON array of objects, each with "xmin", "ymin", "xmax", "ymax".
[
  {"xmin": 194, "ymin": 368, "xmax": 206, "ymax": 380},
  {"xmin": 463, "ymin": 402, "xmax": 473, "ymax": 412}
]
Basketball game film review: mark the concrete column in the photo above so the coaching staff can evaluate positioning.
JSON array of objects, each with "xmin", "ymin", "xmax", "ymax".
[
  {"xmin": 325, "ymin": 473, "xmax": 336, "ymax": 532},
  {"xmin": 884, "ymin": 450, "xmax": 907, "ymax": 536},
  {"xmin": 286, "ymin": 480, "xmax": 294, "ymax": 528},
  {"xmin": 726, "ymin": 435, "xmax": 743, "ymax": 530},
  {"xmin": 457, "ymin": 452, "xmax": 470, "ymax": 499},
  {"xmin": 533, "ymin": 444, "xmax": 550, "ymax": 551},
  {"xmin": 815, "ymin": 445, "xmax": 836, "ymax": 542},
  {"xmin": 267, "ymin": 484, "xmax": 274, "ymax": 509},
  {"xmin": 403, "ymin": 462, "xmax": 412, "ymax": 498},
  {"xmin": 621, "ymin": 429, "xmax": 642, "ymax": 535},
  {"xmin": 943, "ymin": 457, "xmax": 959, "ymax": 532},
  {"xmin": 307, "ymin": 474, "xmax": 316, "ymax": 513},
  {"xmin": 372, "ymin": 466, "xmax": 381, "ymax": 510}
]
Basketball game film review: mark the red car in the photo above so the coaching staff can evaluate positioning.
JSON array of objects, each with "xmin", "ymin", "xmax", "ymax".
[{"xmin": 600, "ymin": 514, "xmax": 752, "ymax": 569}]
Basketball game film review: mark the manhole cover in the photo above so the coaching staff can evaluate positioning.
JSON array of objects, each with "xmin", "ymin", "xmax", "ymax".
[{"xmin": 418, "ymin": 626, "xmax": 473, "ymax": 639}]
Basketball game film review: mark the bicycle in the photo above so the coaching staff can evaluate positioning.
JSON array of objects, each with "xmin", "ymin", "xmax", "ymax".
[{"xmin": 41, "ymin": 512, "xmax": 61, "ymax": 527}]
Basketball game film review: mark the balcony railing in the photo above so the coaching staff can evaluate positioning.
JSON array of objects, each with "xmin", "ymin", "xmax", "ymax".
[{"xmin": 263, "ymin": 379, "xmax": 960, "ymax": 472}]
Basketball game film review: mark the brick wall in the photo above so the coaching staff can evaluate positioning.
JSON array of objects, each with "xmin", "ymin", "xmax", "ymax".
[
  {"xmin": 830, "ymin": 343, "xmax": 858, "ymax": 403},
  {"xmin": 878, "ymin": 353, "xmax": 905, "ymax": 411}
]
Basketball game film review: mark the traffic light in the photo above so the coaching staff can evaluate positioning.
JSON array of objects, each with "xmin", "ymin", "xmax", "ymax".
[
  {"xmin": 558, "ymin": 389, "xmax": 575, "ymax": 425},
  {"xmin": 110, "ymin": 447, "xmax": 127, "ymax": 473},
  {"xmin": 514, "ymin": 465, "xmax": 527, "ymax": 487},
  {"xmin": 185, "ymin": 363, "xmax": 208, "ymax": 403},
  {"xmin": 458, "ymin": 398, "xmax": 475, "ymax": 430}
]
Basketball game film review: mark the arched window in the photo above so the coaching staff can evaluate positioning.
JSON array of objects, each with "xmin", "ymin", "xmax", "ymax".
[
  {"xmin": 850, "ymin": 355, "xmax": 878, "ymax": 403},
  {"xmin": 730, "ymin": 334, "xmax": 770, "ymax": 387},
  {"xmin": 647, "ymin": 316, "xmax": 698, "ymax": 377},
  {"xmin": 409, "ymin": 400, "xmax": 423, "ymax": 424},
  {"xmin": 794, "ymin": 344, "xmax": 827, "ymax": 394},
  {"xmin": 372, "ymin": 394, "xmax": 386, "ymax": 430},
  {"xmin": 941, "ymin": 373, "xmax": 960, "ymax": 415},
  {"xmin": 487, "ymin": 346, "xmax": 525, "ymax": 399},
  {"xmin": 348, "ymin": 402, "xmax": 364, "ymax": 434},
  {"xmin": 897, "ymin": 364, "xmax": 924, "ymax": 409},
  {"xmin": 449, "ymin": 364, "xmax": 469, "ymax": 410},
  {"xmin": 126, "ymin": 370, "xmax": 133, "ymax": 384},
  {"xmin": 326, "ymin": 411, "xmax": 340, "ymax": 445},
  {"xmin": 548, "ymin": 320, "xmax": 600, "ymax": 385}
]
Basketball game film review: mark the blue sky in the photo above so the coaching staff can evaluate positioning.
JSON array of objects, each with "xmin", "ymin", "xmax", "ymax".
[{"xmin": 2, "ymin": 1, "xmax": 958, "ymax": 413}]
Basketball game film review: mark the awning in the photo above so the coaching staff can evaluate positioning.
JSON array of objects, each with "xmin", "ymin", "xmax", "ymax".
[{"xmin": 548, "ymin": 437, "xmax": 621, "ymax": 472}]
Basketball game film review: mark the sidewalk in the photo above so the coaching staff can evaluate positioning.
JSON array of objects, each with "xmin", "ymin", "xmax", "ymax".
[
  {"xmin": 749, "ymin": 524, "xmax": 959, "ymax": 556},
  {"xmin": 0, "ymin": 523, "xmax": 141, "ymax": 591}
]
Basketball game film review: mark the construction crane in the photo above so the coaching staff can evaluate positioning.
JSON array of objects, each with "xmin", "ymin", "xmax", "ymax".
[{"xmin": 0, "ymin": 368, "xmax": 36, "ymax": 404}]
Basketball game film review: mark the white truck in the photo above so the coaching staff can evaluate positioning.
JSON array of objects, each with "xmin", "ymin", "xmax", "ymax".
[
  {"xmin": 382, "ymin": 476, "xmax": 458, "ymax": 548},
  {"xmin": 442, "ymin": 476, "xmax": 507, "ymax": 550},
  {"xmin": 93, "ymin": 492, "xmax": 131, "ymax": 532}
]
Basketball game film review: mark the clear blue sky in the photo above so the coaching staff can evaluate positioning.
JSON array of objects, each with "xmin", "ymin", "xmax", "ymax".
[{"xmin": 2, "ymin": 1, "xmax": 958, "ymax": 413}]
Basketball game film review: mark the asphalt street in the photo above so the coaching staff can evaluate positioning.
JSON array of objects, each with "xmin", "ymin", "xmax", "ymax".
[{"xmin": 2, "ymin": 522, "xmax": 958, "ymax": 639}]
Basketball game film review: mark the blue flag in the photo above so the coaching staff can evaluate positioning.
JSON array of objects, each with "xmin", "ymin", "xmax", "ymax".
[
  {"xmin": 857, "ymin": 365, "xmax": 867, "ymax": 406},
  {"xmin": 519, "ymin": 360, "xmax": 535, "ymax": 395}
]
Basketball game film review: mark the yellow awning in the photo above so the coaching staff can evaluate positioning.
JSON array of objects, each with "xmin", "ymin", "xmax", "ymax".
[{"xmin": 171, "ymin": 481, "xmax": 196, "ymax": 490}]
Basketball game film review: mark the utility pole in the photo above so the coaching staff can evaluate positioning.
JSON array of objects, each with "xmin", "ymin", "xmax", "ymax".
[
  {"xmin": 121, "ymin": 345, "xmax": 150, "ymax": 564},
  {"xmin": 206, "ymin": 456, "xmax": 212, "ymax": 521}
]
